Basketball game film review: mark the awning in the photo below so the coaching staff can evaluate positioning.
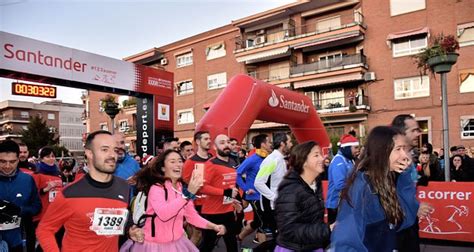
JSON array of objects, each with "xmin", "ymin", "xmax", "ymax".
[
  {"xmin": 292, "ymin": 31, "xmax": 361, "ymax": 49},
  {"xmin": 250, "ymin": 122, "xmax": 287, "ymax": 129},
  {"xmin": 387, "ymin": 27, "xmax": 429, "ymax": 41},
  {"xmin": 294, "ymin": 73, "xmax": 363, "ymax": 89},
  {"xmin": 236, "ymin": 46, "xmax": 289, "ymax": 63},
  {"xmin": 275, "ymin": 82, "xmax": 291, "ymax": 88}
]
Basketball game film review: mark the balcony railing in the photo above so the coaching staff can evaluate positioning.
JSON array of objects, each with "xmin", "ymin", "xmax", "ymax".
[
  {"xmin": 0, "ymin": 115, "xmax": 30, "ymax": 122},
  {"xmin": 235, "ymin": 12, "xmax": 364, "ymax": 50},
  {"xmin": 291, "ymin": 54, "xmax": 366, "ymax": 75},
  {"xmin": 311, "ymin": 95, "xmax": 369, "ymax": 113},
  {"xmin": 248, "ymin": 68, "xmax": 291, "ymax": 82}
]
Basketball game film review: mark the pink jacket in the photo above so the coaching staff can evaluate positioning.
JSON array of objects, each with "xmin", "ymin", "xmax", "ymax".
[{"xmin": 144, "ymin": 181, "xmax": 209, "ymax": 243}]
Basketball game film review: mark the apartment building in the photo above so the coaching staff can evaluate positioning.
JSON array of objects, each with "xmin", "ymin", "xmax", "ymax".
[
  {"xmin": 0, "ymin": 99, "xmax": 85, "ymax": 155},
  {"xmin": 81, "ymin": 90, "xmax": 139, "ymax": 153},
  {"xmin": 85, "ymin": 0, "xmax": 474, "ymax": 151},
  {"xmin": 362, "ymin": 0, "xmax": 474, "ymax": 149}
]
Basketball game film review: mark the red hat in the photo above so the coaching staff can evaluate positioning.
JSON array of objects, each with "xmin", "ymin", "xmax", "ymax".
[
  {"xmin": 339, "ymin": 134, "xmax": 359, "ymax": 148},
  {"xmin": 142, "ymin": 155, "xmax": 154, "ymax": 166}
]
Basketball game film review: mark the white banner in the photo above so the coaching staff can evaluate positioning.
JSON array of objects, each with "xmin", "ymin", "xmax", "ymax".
[{"xmin": 1, "ymin": 31, "xmax": 136, "ymax": 91}]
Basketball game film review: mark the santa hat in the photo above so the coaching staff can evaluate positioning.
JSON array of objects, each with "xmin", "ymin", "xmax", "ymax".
[
  {"xmin": 339, "ymin": 134, "xmax": 359, "ymax": 148},
  {"xmin": 142, "ymin": 155, "xmax": 154, "ymax": 166}
]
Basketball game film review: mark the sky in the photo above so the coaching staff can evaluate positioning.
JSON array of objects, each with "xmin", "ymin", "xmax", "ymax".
[{"xmin": 0, "ymin": 0, "xmax": 296, "ymax": 104}]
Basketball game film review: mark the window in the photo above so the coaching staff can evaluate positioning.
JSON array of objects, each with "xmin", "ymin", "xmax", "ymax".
[
  {"xmin": 458, "ymin": 23, "xmax": 474, "ymax": 47},
  {"xmin": 207, "ymin": 72, "xmax": 227, "ymax": 90},
  {"xmin": 316, "ymin": 16, "xmax": 341, "ymax": 33},
  {"xmin": 392, "ymin": 35, "xmax": 427, "ymax": 57},
  {"xmin": 177, "ymin": 109, "xmax": 194, "ymax": 125},
  {"xmin": 48, "ymin": 127, "xmax": 56, "ymax": 133},
  {"xmin": 119, "ymin": 120, "xmax": 129, "ymax": 132},
  {"xmin": 394, "ymin": 76, "xmax": 430, "ymax": 99},
  {"xmin": 268, "ymin": 61, "xmax": 290, "ymax": 81},
  {"xmin": 460, "ymin": 71, "xmax": 474, "ymax": 93},
  {"xmin": 320, "ymin": 88, "xmax": 344, "ymax": 109},
  {"xmin": 48, "ymin": 113, "xmax": 55, "ymax": 120},
  {"xmin": 305, "ymin": 91, "xmax": 317, "ymax": 106},
  {"xmin": 176, "ymin": 52, "xmax": 193, "ymax": 68},
  {"xmin": 206, "ymin": 43, "xmax": 226, "ymax": 60},
  {"xmin": 390, "ymin": 0, "xmax": 425, "ymax": 16},
  {"xmin": 177, "ymin": 80, "xmax": 194, "ymax": 95},
  {"xmin": 319, "ymin": 52, "xmax": 344, "ymax": 69},
  {"xmin": 20, "ymin": 111, "xmax": 29, "ymax": 119},
  {"xmin": 100, "ymin": 123, "xmax": 108, "ymax": 131},
  {"xmin": 461, "ymin": 117, "xmax": 474, "ymax": 139}
]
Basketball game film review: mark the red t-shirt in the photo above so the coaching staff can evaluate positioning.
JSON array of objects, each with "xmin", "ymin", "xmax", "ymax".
[
  {"xmin": 200, "ymin": 158, "xmax": 237, "ymax": 215},
  {"xmin": 36, "ymin": 174, "xmax": 129, "ymax": 252},
  {"xmin": 33, "ymin": 173, "xmax": 63, "ymax": 222}
]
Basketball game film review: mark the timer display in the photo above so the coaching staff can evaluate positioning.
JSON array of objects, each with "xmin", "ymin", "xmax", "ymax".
[{"xmin": 11, "ymin": 82, "xmax": 57, "ymax": 98}]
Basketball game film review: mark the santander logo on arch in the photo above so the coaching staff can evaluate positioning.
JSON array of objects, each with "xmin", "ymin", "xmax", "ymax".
[{"xmin": 268, "ymin": 89, "xmax": 310, "ymax": 114}]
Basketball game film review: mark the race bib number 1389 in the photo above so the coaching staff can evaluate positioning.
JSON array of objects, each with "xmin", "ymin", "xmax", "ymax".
[{"xmin": 90, "ymin": 208, "xmax": 128, "ymax": 236}]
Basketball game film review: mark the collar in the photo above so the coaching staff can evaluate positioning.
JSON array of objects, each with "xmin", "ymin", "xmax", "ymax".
[
  {"xmin": 255, "ymin": 149, "xmax": 269, "ymax": 158},
  {"xmin": 85, "ymin": 173, "xmax": 114, "ymax": 188}
]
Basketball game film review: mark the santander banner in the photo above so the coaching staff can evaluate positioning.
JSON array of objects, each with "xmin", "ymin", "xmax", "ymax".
[{"xmin": 0, "ymin": 31, "xmax": 172, "ymax": 97}]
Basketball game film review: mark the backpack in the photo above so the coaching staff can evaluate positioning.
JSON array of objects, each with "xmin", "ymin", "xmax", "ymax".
[{"xmin": 130, "ymin": 186, "xmax": 168, "ymax": 237}]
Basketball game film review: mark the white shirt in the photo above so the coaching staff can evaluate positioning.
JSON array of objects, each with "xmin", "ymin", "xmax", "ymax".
[{"xmin": 254, "ymin": 149, "xmax": 287, "ymax": 210}]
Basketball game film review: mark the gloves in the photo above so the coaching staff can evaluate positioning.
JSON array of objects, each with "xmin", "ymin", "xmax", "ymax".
[{"xmin": 0, "ymin": 200, "xmax": 21, "ymax": 223}]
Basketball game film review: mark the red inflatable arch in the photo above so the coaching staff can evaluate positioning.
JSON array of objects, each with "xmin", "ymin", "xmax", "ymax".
[{"xmin": 196, "ymin": 74, "xmax": 330, "ymax": 152}]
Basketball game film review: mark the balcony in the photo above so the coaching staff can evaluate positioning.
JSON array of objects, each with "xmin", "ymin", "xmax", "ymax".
[
  {"xmin": 312, "ymin": 95, "xmax": 370, "ymax": 115},
  {"xmin": 235, "ymin": 12, "xmax": 365, "ymax": 53},
  {"xmin": 0, "ymin": 115, "xmax": 30, "ymax": 124},
  {"xmin": 291, "ymin": 54, "xmax": 366, "ymax": 76}
]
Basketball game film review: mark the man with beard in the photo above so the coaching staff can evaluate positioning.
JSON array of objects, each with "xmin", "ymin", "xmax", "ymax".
[
  {"xmin": 17, "ymin": 143, "xmax": 36, "ymax": 175},
  {"xmin": 0, "ymin": 140, "xmax": 41, "ymax": 252},
  {"xmin": 37, "ymin": 130, "xmax": 130, "ymax": 252},
  {"xmin": 199, "ymin": 134, "xmax": 240, "ymax": 252},
  {"xmin": 392, "ymin": 115, "xmax": 433, "ymax": 252},
  {"xmin": 254, "ymin": 132, "xmax": 293, "ymax": 248},
  {"xmin": 182, "ymin": 131, "xmax": 212, "ymax": 245},
  {"xmin": 113, "ymin": 133, "xmax": 140, "ymax": 181}
]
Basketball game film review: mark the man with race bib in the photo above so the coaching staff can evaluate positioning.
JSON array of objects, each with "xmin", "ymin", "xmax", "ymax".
[
  {"xmin": 0, "ymin": 140, "xmax": 41, "ymax": 252},
  {"xmin": 36, "ymin": 130, "xmax": 130, "ymax": 252}
]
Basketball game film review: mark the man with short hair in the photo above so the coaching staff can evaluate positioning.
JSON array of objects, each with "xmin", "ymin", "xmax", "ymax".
[
  {"xmin": 236, "ymin": 134, "xmax": 272, "ymax": 242},
  {"xmin": 392, "ymin": 114, "xmax": 432, "ymax": 252},
  {"xmin": 0, "ymin": 140, "xmax": 41, "ymax": 252},
  {"xmin": 113, "ymin": 132, "xmax": 140, "ymax": 181},
  {"xmin": 254, "ymin": 132, "xmax": 293, "ymax": 244},
  {"xmin": 455, "ymin": 145, "xmax": 474, "ymax": 180},
  {"xmin": 17, "ymin": 143, "xmax": 36, "ymax": 175},
  {"xmin": 199, "ymin": 134, "xmax": 240, "ymax": 252},
  {"xmin": 182, "ymin": 131, "xmax": 212, "ymax": 245},
  {"xmin": 180, "ymin": 140, "xmax": 194, "ymax": 160},
  {"xmin": 37, "ymin": 130, "xmax": 130, "ymax": 252},
  {"xmin": 163, "ymin": 137, "xmax": 180, "ymax": 151},
  {"xmin": 229, "ymin": 138, "xmax": 241, "ymax": 165}
]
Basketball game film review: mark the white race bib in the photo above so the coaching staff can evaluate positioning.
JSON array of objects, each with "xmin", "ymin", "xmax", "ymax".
[
  {"xmin": 0, "ymin": 216, "xmax": 21, "ymax": 230},
  {"xmin": 223, "ymin": 196, "xmax": 233, "ymax": 204},
  {"xmin": 90, "ymin": 208, "xmax": 128, "ymax": 236},
  {"xmin": 48, "ymin": 190, "xmax": 58, "ymax": 202}
]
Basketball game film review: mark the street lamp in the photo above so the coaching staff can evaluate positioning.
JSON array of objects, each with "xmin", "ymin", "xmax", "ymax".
[
  {"xmin": 427, "ymin": 53, "xmax": 459, "ymax": 181},
  {"xmin": 104, "ymin": 101, "xmax": 120, "ymax": 134}
]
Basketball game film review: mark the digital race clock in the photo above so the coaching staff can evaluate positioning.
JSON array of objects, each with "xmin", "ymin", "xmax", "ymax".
[{"xmin": 11, "ymin": 82, "xmax": 57, "ymax": 98}]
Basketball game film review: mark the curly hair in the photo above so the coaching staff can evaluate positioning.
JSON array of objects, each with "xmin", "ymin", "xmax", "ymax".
[{"xmin": 134, "ymin": 149, "xmax": 184, "ymax": 193}]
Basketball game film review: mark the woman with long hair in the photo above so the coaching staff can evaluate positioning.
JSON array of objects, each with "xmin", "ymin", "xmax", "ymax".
[
  {"xmin": 120, "ymin": 149, "xmax": 225, "ymax": 252},
  {"xmin": 274, "ymin": 141, "xmax": 331, "ymax": 252},
  {"xmin": 331, "ymin": 126, "xmax": 411, "ymax": 251}
]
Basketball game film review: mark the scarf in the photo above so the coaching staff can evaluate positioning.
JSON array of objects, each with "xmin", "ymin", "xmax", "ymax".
[
  {"xmin": 37, "ymin": 162, "xmax": 61, "ymax": 176},
  {"xmin": 255, "ymin": 149, "xmax": 269, "ymax": 158}
]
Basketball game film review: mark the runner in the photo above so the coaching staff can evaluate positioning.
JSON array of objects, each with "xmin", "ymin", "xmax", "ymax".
[
  {"xmin": 36, "ymin": 130, "xmax": 130, "ymax": 252},
  {"xmin": 0, "ymin": 140, "xmax": 41, "ymax": 252}
]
